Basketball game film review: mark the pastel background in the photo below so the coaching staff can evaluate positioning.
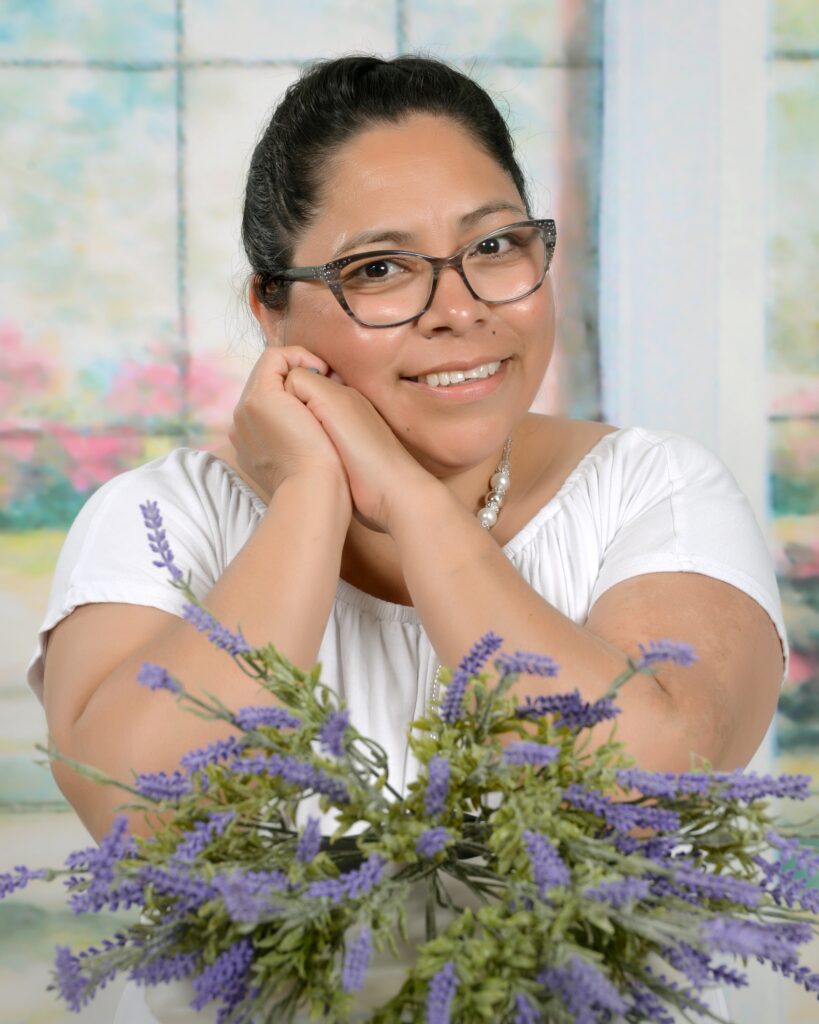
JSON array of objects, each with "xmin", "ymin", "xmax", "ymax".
[{"xmin": 0, "ymin": 1, "xmax": 815, "ymax": 1022}]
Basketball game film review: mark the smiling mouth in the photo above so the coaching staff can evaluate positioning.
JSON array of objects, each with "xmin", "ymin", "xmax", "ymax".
[{"xmin": 404, "ymin": 360, "xmax": 504, "ymax": 388}]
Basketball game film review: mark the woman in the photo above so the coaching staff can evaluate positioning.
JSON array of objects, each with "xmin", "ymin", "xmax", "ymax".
[{"xmin": 29, "ymin": 55, "xmax": 785, "ymax": 1021}]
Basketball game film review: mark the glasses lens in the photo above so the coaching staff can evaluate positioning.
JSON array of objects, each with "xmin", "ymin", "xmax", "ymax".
[
  {"xmin": 339, "ymin": 255, "xmax": 433, "ymax": 327},
  {"xmin": 337, "ymin": 224, "xmax": 548, "ymax": 326},
  {"xmin": 463, "ymin": 225, "xmax": 547, "ymax": 303}
]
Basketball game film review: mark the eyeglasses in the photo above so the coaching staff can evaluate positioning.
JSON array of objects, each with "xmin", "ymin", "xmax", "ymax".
[{"xmin": 273, "ymin": 219, "xmax": 556, "ymax": 328}]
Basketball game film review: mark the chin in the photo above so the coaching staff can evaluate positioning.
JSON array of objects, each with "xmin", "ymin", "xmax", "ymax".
[{"xmin": 400, "ymin": 421, "xmax": 514, "ymax": 476}]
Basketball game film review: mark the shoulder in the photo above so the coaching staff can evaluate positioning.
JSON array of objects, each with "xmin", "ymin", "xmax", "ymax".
[
  {"xmin": 51, "ymin": 446, "xmax": 264, "ymax": 601},
  {"xmin": 71, "ymin": 446, "xmax": 262, "ymax": 532}
]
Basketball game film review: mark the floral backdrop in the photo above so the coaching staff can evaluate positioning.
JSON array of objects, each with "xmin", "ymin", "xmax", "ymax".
[{"xmin": 0, "ymin": 1, "xmax": 816, "ymax": 1022}]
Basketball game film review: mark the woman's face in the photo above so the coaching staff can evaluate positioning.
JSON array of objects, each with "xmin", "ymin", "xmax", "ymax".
[{"xmin": 257, "ymin": 113, "xmax": 555, "ymax": 475}]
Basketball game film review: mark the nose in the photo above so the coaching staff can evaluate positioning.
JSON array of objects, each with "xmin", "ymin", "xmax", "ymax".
[{"xmin": 416, "ymin": 264, "xmax": 487, "ymax": 335}]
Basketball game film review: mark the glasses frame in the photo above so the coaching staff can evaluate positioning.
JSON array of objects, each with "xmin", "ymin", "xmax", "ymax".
[{"xmin": 273, "ymin": 218, "xmax": 557, "ymax": 328}]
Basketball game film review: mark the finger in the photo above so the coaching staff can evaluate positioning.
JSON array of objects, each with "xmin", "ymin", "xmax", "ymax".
[
  {"xmin": 284, "ymin": 364, "xmax": 335, "ymax": 398},
  {"xmin": 261, "ymin": 345, "xmax": 330, "ymax": 379}
]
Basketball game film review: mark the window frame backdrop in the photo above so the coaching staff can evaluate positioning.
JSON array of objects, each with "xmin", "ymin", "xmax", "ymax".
[{"xmin": 1, "ymin": 1, "xmax": 817, "ymax": 1022}]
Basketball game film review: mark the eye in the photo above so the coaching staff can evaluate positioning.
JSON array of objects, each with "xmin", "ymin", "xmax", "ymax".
[
  {"xmin": 473, "ymin": 232, "xmax": 515, "ymax": 258},
  {"xmin": 360, "ymin": 260, "xmax": 392, "ymax": 279},
  {"xmin": 341, "ymin": 255, "xmax": 418, "ymax": 289}
]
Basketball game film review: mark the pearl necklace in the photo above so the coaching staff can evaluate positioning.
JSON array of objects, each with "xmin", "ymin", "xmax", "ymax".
[{"xmin": 477, "ymin": 436, "xmax": 512, "ymax": 529}]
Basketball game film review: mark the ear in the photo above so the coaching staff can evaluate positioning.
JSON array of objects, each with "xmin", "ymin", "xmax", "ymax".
[{"xmin": 248, "ymin": 281, "xmax": 286, "ymax": 347}]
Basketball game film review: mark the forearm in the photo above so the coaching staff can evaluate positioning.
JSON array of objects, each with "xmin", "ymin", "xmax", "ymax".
[
  {"xmin": 388, "ymin": 482, "xmax": 688, "ymax": 771},
  {"xmin": 57, "ymin": 474, "xmax": 351, "ymax": 838}
]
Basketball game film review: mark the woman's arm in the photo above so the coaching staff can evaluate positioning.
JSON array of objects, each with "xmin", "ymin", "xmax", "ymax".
[
  {"xmin": 286, "ymin": 368, "xmax": 783, "ymax": 776},
  {"xmin": 45, "ymin": 347, "xmax": 353, "ymax": 841},
  {"xmin": 386, "ymin": 480, "xmax": 783, "ymax": 773},
  {"xmin": 46, "ymin": 471, "xmax": 350, "ymax": 842}
]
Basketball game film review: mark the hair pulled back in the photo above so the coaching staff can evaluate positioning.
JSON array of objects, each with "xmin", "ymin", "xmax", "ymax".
[{"xmin": 242, "ymin": 54, "xmax": 530, "ymax": 311}]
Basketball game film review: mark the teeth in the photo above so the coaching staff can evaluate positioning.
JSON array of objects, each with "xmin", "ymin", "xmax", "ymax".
[{"xmin": 420, "ymin": 361, "xmax": 501, "ymax": 388}]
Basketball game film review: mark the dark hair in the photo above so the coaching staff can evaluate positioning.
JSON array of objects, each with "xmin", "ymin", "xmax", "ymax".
[{"xmin": 242, "ymin": 54, "xmax": 531, "ymax": 311}]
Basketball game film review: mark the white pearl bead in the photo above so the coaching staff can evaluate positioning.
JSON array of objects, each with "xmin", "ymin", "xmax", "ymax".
[
  {"xmin": 478, "ymin": 506, "xmax": 498, "ymax": 528},
  {"xmin": 491, "ymin": 471, "xmax": 510, "ymax": 494}
]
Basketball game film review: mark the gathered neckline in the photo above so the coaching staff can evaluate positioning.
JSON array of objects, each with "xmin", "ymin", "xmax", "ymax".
[{"xmin": 200, "ymin": 427, "xmax": 627, "ymax": 623}]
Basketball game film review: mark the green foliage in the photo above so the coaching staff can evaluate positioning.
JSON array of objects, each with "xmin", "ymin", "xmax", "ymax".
[{"xmin": 21, "ymin": 594, "xmax": 819, "ymax": 1022}]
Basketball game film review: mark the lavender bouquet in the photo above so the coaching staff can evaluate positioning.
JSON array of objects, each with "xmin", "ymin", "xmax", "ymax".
[{"xmin": 4, "ymin": 500, "xmax": 819, "ymax": 1023}]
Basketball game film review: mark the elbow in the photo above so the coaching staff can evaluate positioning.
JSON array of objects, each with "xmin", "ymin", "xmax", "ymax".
[{"xmin": 47, "ymin": 729, "xmax": 159, "ymax": 844}]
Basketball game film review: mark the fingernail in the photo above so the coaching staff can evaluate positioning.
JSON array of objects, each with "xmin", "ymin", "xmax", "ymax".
[{"xmin": 306, "ymin": 367, "xmax": 321, "ymax": 374}]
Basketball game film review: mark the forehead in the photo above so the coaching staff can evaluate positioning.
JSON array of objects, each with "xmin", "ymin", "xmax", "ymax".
[{"xmin": 299, "ymin": 114, "xmax": 523, "ymax": 257}]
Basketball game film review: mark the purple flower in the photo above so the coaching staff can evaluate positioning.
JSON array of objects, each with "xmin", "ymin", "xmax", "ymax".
[
  {"xmin": 139, "ymin": 864, "xmax": 217, "ymax": 915},
  {"xmin": 502, "ymin": 741, "xmax": 559, "ymax": 767},
  {"xmin": 319, "ymin": 709, "xmax": 350, "ymax": 756},
  {"xmin": 670, "ymin": 864, "xmax": 762, "ymax": 908},
  {"xmin": 130, "ymin": 950, "xmax": 199, "ymax": 986},
  {"xmin": 137, "ymin": 661, "xmax": 181, "ymax": 693},
  {"xmin": 65, "ymin": 816, "xmax": 140, "ymax": 913},
  {"xmin": 775, "ymin": 962, "xmax": 819, "ymax": 995},
  {"xmin": 584, "ymin": 876, "xmax": 651, "ymax": 907},
  {"xmin": 515, "ymin": 690, "xmax": 620, "ymax": 731},
  {"xmin": 701, "ymin": 917, "xmax": 810, "ymax": 967},
  {"xmin": 179, "ymin": 735, "xmax": 245, "ymax": 774},
  {"xmin": 182, "ymin": 602, "xmax": 251, "ymax": 657},
  {"xmin": 440, "ymin": 632, "xmax": 504, "ymax": 723},
  {"xmin": 0, "ymin": 864, "xmax": 47, "ymax": 899},
  {"xmin": 234, "ymin": 705, "xmax": 301, "ymax": 730},
  {"xmin": 562, "ymin": 783, "xmax": 681, "ymax": 833},
  {"xmin": 54, "ymin": 945, "xmax": 89, "ymax": 1012},
  {"xmin": 343, "ymin": 854, "xmax": 385, "ymax": 899},
  {"xmin": 614, "ymin": 833, "xmax": 678, "ymax": 862},
  {"xmin": 416, "ymin": 827, "xmax": 451, "ymax": 858},
  {"xmin": 660, "ymin": 942, "xmax": 714, "ymax": 987},
  {"xmin": 615, "ymin": 767, "xmax": 709, "ymax": 799},
  {"xmin": 754, "ymin": 838, "xmax": 819, "ymax": 914},
  {"xmin": 342, "ymin": 928, "xmax": 373, "ymax": 992},
  {"xmin": 229, "ymin": 752, "xmax": 349, "ymax": 804},
  {"xmin": 134, "ymin": 769, "xmax": 193, "ymax": 803},
  {"xmin": 305, "ymin": 855, "xmax": 384, "ymax": 904},
  {"xmin": 623, "ymin": 981, "xmax": 677, "ymax": 1024},
  {"xmin": 523, "ymin": 831, "xmax": 570, "ymax": 895},
  {"xmin": 140, "ymin": 500, "xmax": 183, "ymax": 581},
  {"xmin": 538, "ymin": 955, "xmax": 627, "ymax": 1019},
  {"xmin": 716, "ymin": 770, "xmax": 812, "ymax": 802},
  {"xmin": 635, "ymin": 640, "xmax": 697, "ymax": 668},
  {"xmin": 212, "ymin": 869, "xmax": 289, "ymax": 924},
  {"xmin": 427, "ymin": 961, "xmax": 458, "ymax": 1024},
  {"xmin": 172, "ymin": 811, "xmax": 235, "ymax": 862},
  {"xmin": 767, "ymin": 831, "xmax": 819, "ymax": 873},
  {"xmin": 190, "ymin": 937, "xmax": 253, "ymax": 1011},
  {"xmin": 514, "ymin": 993, "xmax": 541, "ymax": 1023},
  {"xmin": 296, "ymin": 817, "xmax": 322, "ymax": 864},
  {"xmin": 424, "ymin": 755, "xmax": 450, "ymax": 817},
  {"xmin": 495, "ymin": 650, "xmax": 559, "ymax": 677}
]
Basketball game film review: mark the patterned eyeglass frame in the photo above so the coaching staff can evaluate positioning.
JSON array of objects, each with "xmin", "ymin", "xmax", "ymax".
[{"xmin": 274, "ymin": 218, "xmax": 557, "ymax": 328}]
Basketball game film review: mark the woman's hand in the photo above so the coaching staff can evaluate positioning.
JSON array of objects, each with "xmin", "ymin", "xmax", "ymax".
[
  {"xmin": 284, "ymin": 367, "xmax": 435, "ymax": 532},
  {"xmin": 229, "ymin": 346, "xmax": 349, "ymax": 501}
]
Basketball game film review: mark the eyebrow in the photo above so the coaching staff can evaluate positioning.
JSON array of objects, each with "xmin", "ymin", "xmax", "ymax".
[{"xmin": 331, "ymin": 200, "xmax": 527, "ymax": 259}]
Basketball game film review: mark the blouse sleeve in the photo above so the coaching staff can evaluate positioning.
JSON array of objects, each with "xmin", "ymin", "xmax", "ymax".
[
  {"xmin": 26, "ymin": 449, "xmax": 255, "ymax": 703},
  {"xmin": 588, "ymin": 428, "xmax": 788, "ymax": 677}
]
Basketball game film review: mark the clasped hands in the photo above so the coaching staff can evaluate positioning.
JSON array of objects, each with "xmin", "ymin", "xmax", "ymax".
[{"xmin": 229, "ymin": 346, "xmax": 435, "ymax": 533}]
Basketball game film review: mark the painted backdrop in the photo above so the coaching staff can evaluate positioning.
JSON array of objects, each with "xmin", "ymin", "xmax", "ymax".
[{"xmin": 0, "ymin": 1, "xmax": 816, "ymax": 1022}]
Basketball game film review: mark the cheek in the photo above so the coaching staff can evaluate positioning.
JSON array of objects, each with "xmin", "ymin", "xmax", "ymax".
[
  {"xmin": 281, "ymin": 296, "xmax": 403, "ymax": 388},
  {"xmin": 506, "ymin": 280, "xmax": 555, "ymax": 355}
]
